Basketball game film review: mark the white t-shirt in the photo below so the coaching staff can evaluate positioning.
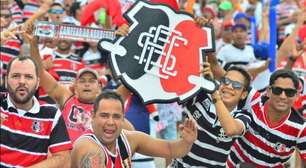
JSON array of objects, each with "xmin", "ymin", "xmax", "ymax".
[{"xmin": 217, "ymin": 44, "xmax": 256, "ymax": 70}]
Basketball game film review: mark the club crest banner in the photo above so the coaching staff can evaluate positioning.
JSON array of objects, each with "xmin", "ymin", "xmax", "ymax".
[{"xmin": 99, "ymin": 0, "xmax": 217, "ymax": 104}]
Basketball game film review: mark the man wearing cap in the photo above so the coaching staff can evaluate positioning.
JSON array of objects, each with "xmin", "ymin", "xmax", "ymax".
[
  {"xmin": 24, "ymin": 24, "xmax": 133, "ymax": 143},
  {"xmin": 217, "ymin": 23, "xmax": 269, "ymax": 79}
]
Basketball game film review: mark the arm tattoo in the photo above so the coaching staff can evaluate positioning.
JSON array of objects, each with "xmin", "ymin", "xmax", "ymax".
[{"xmin": 81, "ymin": 152, "xmax": 104, "ymax": 168}]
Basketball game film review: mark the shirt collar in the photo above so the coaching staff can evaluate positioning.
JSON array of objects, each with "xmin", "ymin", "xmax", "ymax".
[{"xmin": 7, "ymin": 94, "xmax": 40, "ymax": 115}]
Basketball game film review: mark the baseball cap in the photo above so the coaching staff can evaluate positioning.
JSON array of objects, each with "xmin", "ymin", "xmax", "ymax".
[
  {"xmin": 234, "ymin": 12, "xmax": 249, "ymax": 22},
  {"xmin": 218, "ymin": 1, "xmax": 233, "ymax": 11},
  {"xmin": 76, "ymin": 68, "xmax": 99, "ymax": 79},
  {"xmin": 232, "ymin": 23, "xmax": 247, "ymax": 31}
]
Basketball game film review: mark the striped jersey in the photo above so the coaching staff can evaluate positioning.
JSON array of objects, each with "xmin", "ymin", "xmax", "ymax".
[
  {"xmin": 170, "ymin": 90, "xmax": 252, "ymax": 168},
  {"xmin": 10, "ymin": 2, "xmax": 24, "ymax": 24},
  {"xmin": 77, "ymin": 129, "xmax": 132, "ymax": 168},
  {"xmin": 62, "ymin": 96, "xmax": 93, "ymax": 143},
  {"xmin": 0, "ymin": 38, "xmax": 22, "ymax": 77},
  {"xmin": 0, "ymin": 94, "xmax": 72, "ymax": 167},
  {"xmin": 23, "ymin": 0, "xmax": 39, "ymax": 21},
  {"xmin": 50, "ymin": 51, "xmax": 85, "ymax": 85},
  {"xmin": 227, "ymin": 89, "xmax": 306, "ymax": 168}
]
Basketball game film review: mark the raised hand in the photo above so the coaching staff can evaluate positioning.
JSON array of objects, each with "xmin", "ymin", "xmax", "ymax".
[
  {"xmin": 115, "ymin": 24, "xmax": 129, "ymax": 36},
  {"xmin": 201, "ymin": 62, "xmax": 214, "ymax": 80},
  {"xmin": 179, "ymin": 118, "xmax": 198, "ymax": 144},
  {"xmin": 0, "ymin": 24, "xmax": 24, "ymax": 44},
  {"xmin": 194, "ymin": 16, "xmax": 212, "ymax": 27}
]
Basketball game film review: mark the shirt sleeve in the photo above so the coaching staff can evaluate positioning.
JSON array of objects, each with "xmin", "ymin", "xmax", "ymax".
[
  {"xmin": 297, "ymin": 123, "xmax": 306, "ymax": 160},
  {"xmin": 49, "ymin": 109, "xmax": 72, "ymax": 153},
  {"xmin": 232, "ymin": 109, "xmax": 252, "ymax": 136}
]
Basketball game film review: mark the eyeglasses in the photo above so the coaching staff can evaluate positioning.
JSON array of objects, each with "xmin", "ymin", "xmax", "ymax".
[
  {"xmin": 220, "ymin": 77, "xmax": 244, "ymax": 90},
  {"xmin": 49, "ymin": 9, "xmax": 64, "ymax": 14},
  {"xmin": 270, "ymin": 86, "xmax": 297, "ymax": 97}
]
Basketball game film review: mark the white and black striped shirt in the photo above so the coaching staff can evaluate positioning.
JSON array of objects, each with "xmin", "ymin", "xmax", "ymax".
[{"xmin": 171, "ymin": 90, "xmax": 252, "ymax": 168}]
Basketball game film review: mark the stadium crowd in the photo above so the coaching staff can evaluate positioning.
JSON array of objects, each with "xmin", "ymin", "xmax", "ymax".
[{"xmin": 0, "ymin": 0, "xmax": 305, "ymax": 167}]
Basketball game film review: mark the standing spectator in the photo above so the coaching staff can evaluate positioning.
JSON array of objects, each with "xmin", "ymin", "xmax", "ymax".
[
  {"xmin": 227, "ymin": 69, "xmax": 306, "ymax": 167},
  {"xmin": 0, "ymin": 56, "xmax": 72, "ymax": 167},
  {"xmin": 71, "ymin": 90, "xmax": 197, "ymax": 168},
  {"xmin": 49, "ymin": 32, "xmax": 85, "ymax": 86},
  {"xmin": 277, "ymin": 0, "xmax": 299, "ymax": 44},
  {"xmin": 26, "ymin": 24, "xmax": 133, "ymax": 143},
  {"xmin": 169, "ymin": 65, "xmax": 252, "ymax": 168},
  {"xmin": 217, "ymin": 23, "xmax": 255, "ymax": 70},
  {"xmin": 0, "ymin": 9, "xmax": 22, "ymax": 91},
  {"xmin": 48, "ymin": 2, "xmax": 66, "ymax": 23}
]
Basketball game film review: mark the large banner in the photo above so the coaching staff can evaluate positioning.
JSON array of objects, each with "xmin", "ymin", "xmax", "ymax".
[{"xmin": 99, "ymin": 0, "xmax": 217, "ymax": 104}]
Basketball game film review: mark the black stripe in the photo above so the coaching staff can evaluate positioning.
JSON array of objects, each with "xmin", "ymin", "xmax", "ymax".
[
  {"xmin": 297, "ymin": 141, "xmax": 306, "ymax": 151},
  {"xmin": 182, "ymin": 155, "xmax": 225, "ymax": 168},
  {"xmin": 189, "ymin": 142, "xmax": 230, "ymax": 163},
  {"xmin": 1, "ymin": 47, "xmax": 20, "ymax": 56},
  {"xmin": 0, "ymin": 129, "xmax": 49, "ymax": 153},
  {"xmin": 197, "ymin": 129, "xmax": 233, "ymax": 149},
  {"xmin": 237, "ymin": 138, "xmax": 290, "ymax": 164},
  {"xmin": 131, "ymin": 158, "xmax": 154, "ymax": 162},
  {"xmin": 56, "ymin": 71, "xmax": 77, "ymax": 78},
  {"xmin": 288, "ymin": 109, "xmax": 305, "ymax": 125},
  {"xmin": 25, "ymin": 105, "xmax": 58, "ymax": 119},
  {"xmin": 49, "ymin": 115, "xmax": 71, "ymax": 145},
  {"xmin": 250, "ymin": 121, "xmax": 296, "ymax": 147},
  {"xmin": 228, "ymin": 149, "xmax": 241, "ymax": 165}
]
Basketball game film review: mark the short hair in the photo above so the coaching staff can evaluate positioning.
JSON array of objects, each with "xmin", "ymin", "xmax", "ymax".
[
  {"xmin": 93, "ymin": 90, "xmax": 124, "ymax": 114},
  {"xmin": 70, "ymin": 2, "xmax": 80, "ymax": 18},
  {"xmin": 226, "ymin": 66, "xmax": 251, "ymax": 90},
  {"xmin": 6, "ymin": 56, "xmax": 39, "ymax": 77},
  {"xmin": 269, "ymin": 69, "xmax": 299, "ymax": 89},
  {"xmin": 51, "ymin": 2, "xmax": 64, "ymax": 9}
]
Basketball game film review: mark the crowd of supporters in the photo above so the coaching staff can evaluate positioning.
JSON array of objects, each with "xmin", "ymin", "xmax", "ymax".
[{"xmin": 1, "ymin": 0, "xmax": 305, "ymax": 167}]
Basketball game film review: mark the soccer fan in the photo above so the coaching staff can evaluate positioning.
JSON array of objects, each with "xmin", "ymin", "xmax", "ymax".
[
  {"xmin": 25, "ymin": 23, "xmax": 132, "ymax": 143},
  {"xmin": 71, "ymin": 90, "xmax": 197, "ymax": 168},
  {"xmin": 169, "ymin": 64, "xmax": 252, "ymax": 168},
  {"xmin": 0, "ymin": 56, "xmax": 72, "ymax": 167},
  {"xmin": 227, "ymin": 69, "xmax": 306, "ymax": 167}
]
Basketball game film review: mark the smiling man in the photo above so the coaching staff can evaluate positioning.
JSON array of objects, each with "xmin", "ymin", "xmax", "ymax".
[{"xmin": 227, "ymin": 69, "xmax": 306, "ymax": 167}]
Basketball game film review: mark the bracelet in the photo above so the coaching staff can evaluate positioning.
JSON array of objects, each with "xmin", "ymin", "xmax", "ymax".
[{"xmin": 288, "ymin": 56, "xmax": 297, "ymax": 62}]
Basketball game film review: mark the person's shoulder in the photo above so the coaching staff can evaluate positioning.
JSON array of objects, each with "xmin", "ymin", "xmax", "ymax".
[
  {"xmin": 288, "ymin": 108, "xmax": 306, "ymax": 126},
  {"xmin": 73, "ymin": 135, "xmax": 101, "ymax": 151}
]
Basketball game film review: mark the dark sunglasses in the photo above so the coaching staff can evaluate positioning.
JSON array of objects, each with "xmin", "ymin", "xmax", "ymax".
[
  {"xmin": 1, "ymin": 14, "xmax": 11, "ymax": 19},
  {"xmin": 220, "ymin": 77, "xmax": 244, "ymax": 90},
  {"xmin": 49, "ymin": 9, "xmax": 64, "ymax": 14},
  {"xmin": 270, "ymin": 86, "xmax": 297, "ymax": 97}
]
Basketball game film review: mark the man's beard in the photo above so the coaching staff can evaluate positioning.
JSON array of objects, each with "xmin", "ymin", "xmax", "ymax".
[{"xmin": 7, "ymin": 84, "xmax": 37, "ymax": 104}]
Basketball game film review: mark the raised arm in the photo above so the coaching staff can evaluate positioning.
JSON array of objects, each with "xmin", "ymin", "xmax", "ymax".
[
  {"xmin": 206, "ymin": 52, "xmax": 226, "ymax": 80},
  {"xmin": 202, "ymin": 62, "xmax": 248, "ymax": 136},
  {"xmin": 128, "ymin": 118, "xmax": 197, "ymax": 158},
  {"xmin": 277, "ymin": 9, "xmax": 306, "ymax": 65},
  {"xmin": 23, "ymin": 27, "xmax": 72, "ymax": 108}
]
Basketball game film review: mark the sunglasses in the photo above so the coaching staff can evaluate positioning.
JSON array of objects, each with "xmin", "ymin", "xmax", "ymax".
[
  {"xmin": 1, "ymin": 14, "xmax": 11, "ymax": 19},
  {"xmin": 49, "ymin": 9, "xmax": 64, "ymax": 14},
  {"xmin": 220, "ymin": 77, "xmax": 244, "ymax": 90},
  {"xmin": 270, "ymin": 86, "xmax": 297, "ymax": 97}
]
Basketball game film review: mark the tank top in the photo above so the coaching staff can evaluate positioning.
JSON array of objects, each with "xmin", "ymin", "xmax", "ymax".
[{"xmin": 80, "ymin": 130, "xmax": 132, "ymax": 168}]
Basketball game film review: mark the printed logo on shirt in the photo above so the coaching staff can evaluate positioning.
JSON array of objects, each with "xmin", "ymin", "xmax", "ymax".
[{"xmin": 32, "ymin": 120, "xmax": 43, "ymax": 133}]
